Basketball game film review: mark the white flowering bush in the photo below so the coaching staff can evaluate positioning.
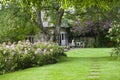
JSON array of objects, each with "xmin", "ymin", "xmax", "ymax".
[
  {"xmin": 108, "ymin": 22, "xmax": 120, "ymax": 56},
  {"xmin": 0, "ymin": 41, "xmax": 66, "ymax": 74}
]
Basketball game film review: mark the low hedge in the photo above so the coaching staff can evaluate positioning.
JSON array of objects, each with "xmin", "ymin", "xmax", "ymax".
[{"xmin": 0, "ymin": 41, "xmax": 66, "ymax": 75}]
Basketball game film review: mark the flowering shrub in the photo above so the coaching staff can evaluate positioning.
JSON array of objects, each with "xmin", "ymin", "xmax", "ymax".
[
  {"xmin": 108, "ymin": 22, "xmax": 120, "ymax": 56},
  {"xmin": 0, "ymin": 41, "xmax": 66, "ymax": 75}
]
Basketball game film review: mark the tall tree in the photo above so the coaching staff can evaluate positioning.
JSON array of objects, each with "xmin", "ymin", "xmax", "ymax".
[{"xmin": 0, "ymin": 2, "xmax": 38, "ymax": 42}]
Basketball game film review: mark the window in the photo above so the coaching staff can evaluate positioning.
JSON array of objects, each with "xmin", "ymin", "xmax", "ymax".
[
  {"xmin": 61, "ymin": 33, "xmax": 64, "ymax": 40},
  {"xmin": 26, "ymin": 35, "xmax": 34, "ymax": 43}
]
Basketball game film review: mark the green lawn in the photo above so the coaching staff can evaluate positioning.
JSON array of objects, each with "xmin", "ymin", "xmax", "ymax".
[{"xmin": 0, "ymin": 48, "xmax": 120, "ymax": 80}]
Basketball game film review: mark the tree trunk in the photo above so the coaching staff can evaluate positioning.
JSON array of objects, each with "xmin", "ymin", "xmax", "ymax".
[
  {"xmin": 35, "ymin": 9, "xmax": 51, "ymax": 41},
  {"xmin": 95, "ymin": 21, "xmax": 101, "ymax": 47},
  {"xmin": 54, "ymin": 8, "xmax": 64, "ymax": 45},
  {"xmin": 36, "ymin": 10, "xmax": 44, "ymax": 30}
]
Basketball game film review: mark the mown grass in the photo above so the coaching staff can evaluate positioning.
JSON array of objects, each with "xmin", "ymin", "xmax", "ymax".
[{"xmin": 0, "ymin": 48, "xmax": 120, "ymax": 80}]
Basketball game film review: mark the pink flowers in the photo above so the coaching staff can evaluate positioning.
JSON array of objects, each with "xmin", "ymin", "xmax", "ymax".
[
  {"xmin": 0, "ymin": 41, "xmax": 63, "ymax": 56},
  {"xmin": 35, "ymin": 48, "xmax": 41, "ymax": 54},
  {"xmin": 0, "ymin": 40, "xmax": 65, "ymax": 75}
]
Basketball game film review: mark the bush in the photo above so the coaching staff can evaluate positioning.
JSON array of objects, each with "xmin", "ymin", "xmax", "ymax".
[
  {"xmin": 0, "ymin": 41, "xmax": 66, "ymax": 75},
  {"xmin": 108, "ymin": 22, "xmax": 120, "ymax": 56}
]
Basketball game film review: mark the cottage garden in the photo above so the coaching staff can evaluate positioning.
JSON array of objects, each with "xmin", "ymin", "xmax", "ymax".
[{"xmin": 0, "ymin": 0, "xmax": 120, "ymax": 80}]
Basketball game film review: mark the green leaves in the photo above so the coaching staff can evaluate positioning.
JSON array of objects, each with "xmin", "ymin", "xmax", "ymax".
[
  {"xmin": 0, "ymin": 2, "xmax": 38, "ymax": 42},
  {"xmin": 109, "ymin": 23, "xmax": 120, "ymax": 43}
]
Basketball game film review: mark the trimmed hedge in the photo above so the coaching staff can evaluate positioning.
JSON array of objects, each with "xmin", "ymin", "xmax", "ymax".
[{"xmin": 0, "ymin": 41, "xmax": 66, "ymax": 75}]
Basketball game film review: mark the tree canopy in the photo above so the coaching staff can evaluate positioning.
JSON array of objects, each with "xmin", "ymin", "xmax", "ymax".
[
  {"xmin": 0, "ymin": 2, "xmax": 38, "ymax": 42},
  {"xmin": 0, "ymin": 0, "xmax": 120, "ymax": 44}
]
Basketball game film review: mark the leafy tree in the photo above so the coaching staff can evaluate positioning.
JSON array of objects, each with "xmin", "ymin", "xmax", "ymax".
[
  {"xmin": 1, "ymin": 0, "xmax": 65, "ymax": 43},
  {"xmin": 1, "ymin": 0, "xmax": 120, "ymax": 44},
  {"xmin": 0, "ymin": 2, "xmax": 38, "ymax": 42},
  {"xmin": 69, "ymin": 2, "xmax": 120, "ymax": 47}
]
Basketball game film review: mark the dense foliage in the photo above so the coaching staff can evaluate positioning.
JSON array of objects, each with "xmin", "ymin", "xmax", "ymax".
[
  {"xmin": 0, "ymin": 3, "xmax": 38, "ymax": 42},
  {"xmin": 1, "ymin": 0, "xmax": 119, "ymax": 44},
  {"xmin": 0, "ymin": 41, "xmax": 65, "ymax": 75},
  {"xmin": 70, "ymin": 3, "xmax": 120, "ymax": 47},
  {"xmin": 108, "ymin": 22, "xmax": 120, "ymax": 56}
]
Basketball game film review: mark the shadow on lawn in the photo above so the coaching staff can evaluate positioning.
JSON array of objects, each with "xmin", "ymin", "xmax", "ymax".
[{"xmin": 59, "ymin": 56, "xmax": 119, "ymax": 63}]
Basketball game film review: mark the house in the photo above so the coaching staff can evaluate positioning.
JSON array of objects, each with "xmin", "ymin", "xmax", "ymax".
[{"xmin": 26, "ymin": 11, "xmax": 69, "ymax": 46}]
